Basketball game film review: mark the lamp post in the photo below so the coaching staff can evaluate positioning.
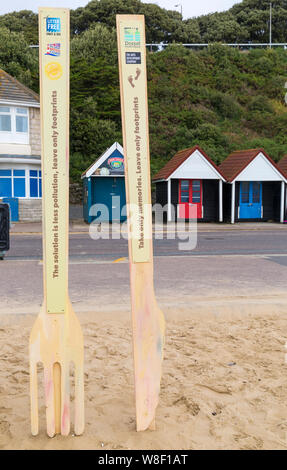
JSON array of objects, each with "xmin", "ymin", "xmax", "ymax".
[
  {"xmin": 174, "ymin": 3, "xmax": 183, "ymax": 19},
  {"xmin": 270, "ymin": 3, "xmax": 272, "ymax": 49}
]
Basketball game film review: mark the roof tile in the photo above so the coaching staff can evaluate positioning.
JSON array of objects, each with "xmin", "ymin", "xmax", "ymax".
[
  {"xmin": 0, "ymin": 69, "xmax": 39, "ymax": 106},
  {"xmin": 278, "ymin": 155, "xmax": 287, "ymax": 178},
  {"xmin": 219, "ymin": 148, "xmax": 286, "ymax": 182},
  {"xmin": 152, "ymin": 145, "xmax": 224, "ymax": 181}
]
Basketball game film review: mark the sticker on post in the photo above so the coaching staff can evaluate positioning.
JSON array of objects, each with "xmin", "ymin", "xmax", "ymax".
[
  {"xmin": 46, "ymin": 17, "xmax": 61, "ymax": 33},
  {"xmin": 124, "ymin": 27, "xmax": 141, "ymax": 47},
  {"xmin": 45, "ymin": 43, "xmax": 61, "ymax": 57},
  {"xmin": 126, "ymin": 52, "xmax": 141, "ymax": 64}
]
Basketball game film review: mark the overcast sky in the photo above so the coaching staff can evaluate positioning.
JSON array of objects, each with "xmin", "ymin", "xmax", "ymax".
[{"xmin": 0, "ymin": 0, "xmax": 241, "ymax": 19}]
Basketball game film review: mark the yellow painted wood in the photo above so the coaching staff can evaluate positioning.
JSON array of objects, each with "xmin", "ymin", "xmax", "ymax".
[
  {"xmin": 117, "ymin": 14, "xmax": 165, "ymax": 432},
  {"xmin": 39, "ymin": 8, "xmax": 70, "ymax": 314},
  {"xmin": 29, "ymin": 7, "xmax": 84, "ymax": 438}
]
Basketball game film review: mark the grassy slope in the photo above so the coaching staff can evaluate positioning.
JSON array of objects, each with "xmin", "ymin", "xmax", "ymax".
[{"xmin": 147, "ymin": 45, "xmax": 287, "ymax": 174}]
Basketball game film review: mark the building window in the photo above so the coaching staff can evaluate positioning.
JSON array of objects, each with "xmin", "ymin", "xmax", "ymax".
[
  {"xmin": 0, "ymin": 168, "xmax": 42, "ymax": 198},
  {"xmin": 192, "ymin": 180, "xmax": 201, "ymax": 203},
  {"xmin": 16, "ymin": 108, "xmax": 28, "ymax": 133},
  {"xmin": 13, "ymin": 170, "xmax": 26, "ymax": 197},
  {"xmin": 29, "ymin": 170, "xmax": 42, "ymax": 198},
  {"xmin": 0, "ymin": 107, "xmax": 11, "ymax": 132},
  {"xmin": 0, "ymin": 169, "xmax": 12, "ymax": 197},
  {"xmin": 0, "ymin": 169, "xmax": 26, "ymax": 197},
  {"xmin": 0, "ymin": 106, "xmax": 29, "ymax": 144}
]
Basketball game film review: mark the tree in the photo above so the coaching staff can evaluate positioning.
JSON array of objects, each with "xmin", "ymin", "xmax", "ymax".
[
  {"xmin": 231, "ymin": 0, "xmax": 287, "ymax": 43},
  {"xmin": 2, "ymin": 0, "xmax": 287, "ymax": 181},
  {"xmin": 0, "ymin": 27, "xmax": 38, "ymax": 89},
  {"xmin": 172, "ymin": 18, "xmax": 201, "ymax": 43},
  {"xmin": 71, "ymin": 23, "xmax": 117, "ymax": 65},
  {"xmin": 197, "ymin": 12, "xmax": 248, "ymax": 43},
  {"xmin": 70, "ymin": 96, "xmax": 121, "ymax": 179},
  {"xmin": 70, "ymin": 56, "xmax": 120, "ymax": 122},
  {"xmin": 69, "ymin": 56, "xmax": 121, "ymax": 175},
  {"xmin": 0, "ymin": 10, "xmax": 38, "ymax": 45},
  {"xmin": 71, "ymin": 0, "xmax": 188, "ymax": 43}
]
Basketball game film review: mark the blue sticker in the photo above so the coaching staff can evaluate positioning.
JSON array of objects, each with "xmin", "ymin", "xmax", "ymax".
[{"xmin": 46, "ymin": 18, "xmax": 61, "ymax": 33}]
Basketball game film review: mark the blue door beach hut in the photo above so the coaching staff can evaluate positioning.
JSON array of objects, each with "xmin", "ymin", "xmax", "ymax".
[
  {"xmin": 152, "ymin": 146, "xmax": 226, "ymax": 222},
  {"xmin": 219, "ymin": 149, "xmax": 287, "ymax": 223},
  {"xmin": 82, "ymin": 142, "xmax": 126, "ymax": 223}
]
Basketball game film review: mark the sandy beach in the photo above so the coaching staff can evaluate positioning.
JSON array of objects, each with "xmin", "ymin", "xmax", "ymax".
[{"xmin": 1, "ymin": 295, "xmax": 287, "ymax": 450}]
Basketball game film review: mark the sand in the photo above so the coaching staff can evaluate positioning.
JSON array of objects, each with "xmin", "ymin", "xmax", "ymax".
[{"xmin": 1, "ymin": 297, "xmax": 287, "ymax": 450}]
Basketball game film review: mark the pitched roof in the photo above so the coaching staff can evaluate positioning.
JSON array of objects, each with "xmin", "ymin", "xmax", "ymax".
[
  {"xmin": 0, "ymin": 69, "xmax": 39, "ymax": 107},
  {"xmin": 278, "ymin": 155, "xmax": 287, "ymax": 178},
  {"xmin": 82, "ymin": 149, "xmax": 107, "ymax": 178},
  {"xmin": 152, "ymin": 145, "xmax": 225, "ymax": 181},
  {"xmin": 219, "ymin": 148, "xmax": 286, "ymax": 182},
  {"xmin": 81, "ymin": 142, "xmax": 124, "ymax": 178}
]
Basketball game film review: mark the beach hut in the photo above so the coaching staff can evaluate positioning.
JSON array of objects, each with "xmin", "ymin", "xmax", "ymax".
[
  {"xmin": 81, "ymin": 142, "xmax": 126, "ymax": 223},
  {"xmin": 219, "ymin": 149, "xmax": 287, "ymax": 224},
  {"xmin": 152, "ymin": 146, "xmax": 226, "ymax": 222}
]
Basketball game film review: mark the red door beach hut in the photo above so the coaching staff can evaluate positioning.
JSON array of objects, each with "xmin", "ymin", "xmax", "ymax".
[
  {"xmin": 219, "ymin": 149, "xmax": 287, "ymax": 224},
  {"xmin": 152, "ymin": 146, "xmax": 226, "ymax": 222}
]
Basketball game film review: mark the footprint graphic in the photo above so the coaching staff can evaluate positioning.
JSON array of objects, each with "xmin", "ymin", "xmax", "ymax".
[
  {"xmin": 128, "ymin": 76, "xmax": 135, "ymax": 88},
  {"xmin": 135, "ymin": 68, "xmax": 141, "ymax": 81}
]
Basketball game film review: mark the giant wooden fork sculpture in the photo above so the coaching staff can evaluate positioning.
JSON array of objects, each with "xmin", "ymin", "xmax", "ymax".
[
  {"xmin": 117, "ymin": 15, "xmax": 165, "ymax": 431},
  {"xmin": 29, "ymin": 7, "xmax": 84, "ymax": 437}
]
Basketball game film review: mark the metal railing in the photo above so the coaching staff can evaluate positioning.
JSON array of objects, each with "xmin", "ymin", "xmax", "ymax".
[
  {"xmin": 29, "ymin": 42, "xmax": 287, "ymax": 50},
  {"xmin": 146, "ymin": 43, "xmax": 287, "ymax": 50}
]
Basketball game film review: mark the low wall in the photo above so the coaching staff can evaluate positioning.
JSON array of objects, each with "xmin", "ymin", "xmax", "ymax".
[{"xmin": 18, "ymin": 199, "xmax": 42, "ymax": 222}]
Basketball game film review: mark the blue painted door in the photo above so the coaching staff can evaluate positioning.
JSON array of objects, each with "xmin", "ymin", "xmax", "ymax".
[
  {"xmin": 240, "ymin": 182, "xmax": 262, "ymax": 219},
  {"xmin": 92, "ymin": 177, "xmax": 126, "ymax": 222}
]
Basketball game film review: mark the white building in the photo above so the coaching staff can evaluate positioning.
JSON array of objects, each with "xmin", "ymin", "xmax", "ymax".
[{"xmin": 0, "ymin": 69, "xmax": 41, "ymax": 221}]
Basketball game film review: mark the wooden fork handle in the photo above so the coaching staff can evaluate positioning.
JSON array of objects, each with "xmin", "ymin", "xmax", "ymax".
[
  {"xmin": 117, "ymin": 15, "xmax": 165, "ymax": 431},
  {"xmin": 39, "ymin": 7, "xmax": 70, "ymax": 315}
]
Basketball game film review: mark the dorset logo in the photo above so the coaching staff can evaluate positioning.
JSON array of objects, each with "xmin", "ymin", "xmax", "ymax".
[
  {"xmin": 124, "ymin": 27, "xmax": 140, "ymax": 47},
  {"xmin": 46, "ymin": 17, "xmax": 61, "ymax": 33},
  {"xmin": 45, "ymin": 62, "xmax": 63, "ymax": 80},
  {"xmin": 45, "ymin": 43, "xmax": 61, "ymax": 57}
]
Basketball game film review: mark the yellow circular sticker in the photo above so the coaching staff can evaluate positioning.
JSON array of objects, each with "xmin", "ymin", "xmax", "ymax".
[{"xmin": 45, "ymin": 62, "xmax": 63, "ymax": 80}]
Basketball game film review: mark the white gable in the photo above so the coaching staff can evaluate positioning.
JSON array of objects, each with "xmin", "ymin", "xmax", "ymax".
[
  {"xmin": 82, "ymin": 142, "xmax": 124, "ymax": 179},
  {"xmin": 234, "ymin": 152, "xmax": 286, "ymax": 182},
  {"xmin": 170, "ymin": 149, "xmax": 224, "ymax": 180}
]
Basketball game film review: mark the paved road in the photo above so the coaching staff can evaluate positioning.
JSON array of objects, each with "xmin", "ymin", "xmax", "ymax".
[
  {"xmin": 6, "ymin": 227, "xmax": 287, "ymax": 260},
  {"xmin": 1, "ymin": 227, "xmax": 287, "ymax": 314}
]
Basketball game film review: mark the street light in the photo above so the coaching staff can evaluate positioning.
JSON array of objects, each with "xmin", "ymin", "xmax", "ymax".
[
  {"xmin": 174, "ymin": 3, "xmax": 183, "ymax": 19},
  {"xmin": 270, "ymin": 3, "xmax": 272, "ymax": 49}
]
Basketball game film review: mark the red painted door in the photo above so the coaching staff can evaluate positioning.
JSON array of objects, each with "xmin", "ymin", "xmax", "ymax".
[{"xmin": 178, "ymin": 179, "xmax": 202, "ymax": 219}]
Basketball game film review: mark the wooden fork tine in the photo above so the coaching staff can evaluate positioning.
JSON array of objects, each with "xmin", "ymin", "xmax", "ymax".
[
  {"xmin": 60, "ymin": 362, "xmax": 70, "ymax": 436},
  {"xmin": 74, "ymin": 362, "xmax": 85, "ymax": 436},
  {"xmin": 30, "ymin": 359, "xmax": 39, "ymax": 436},
  {"xmin": 44, "ymin": 364, "xmax": 56, "ymax": 438}
]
